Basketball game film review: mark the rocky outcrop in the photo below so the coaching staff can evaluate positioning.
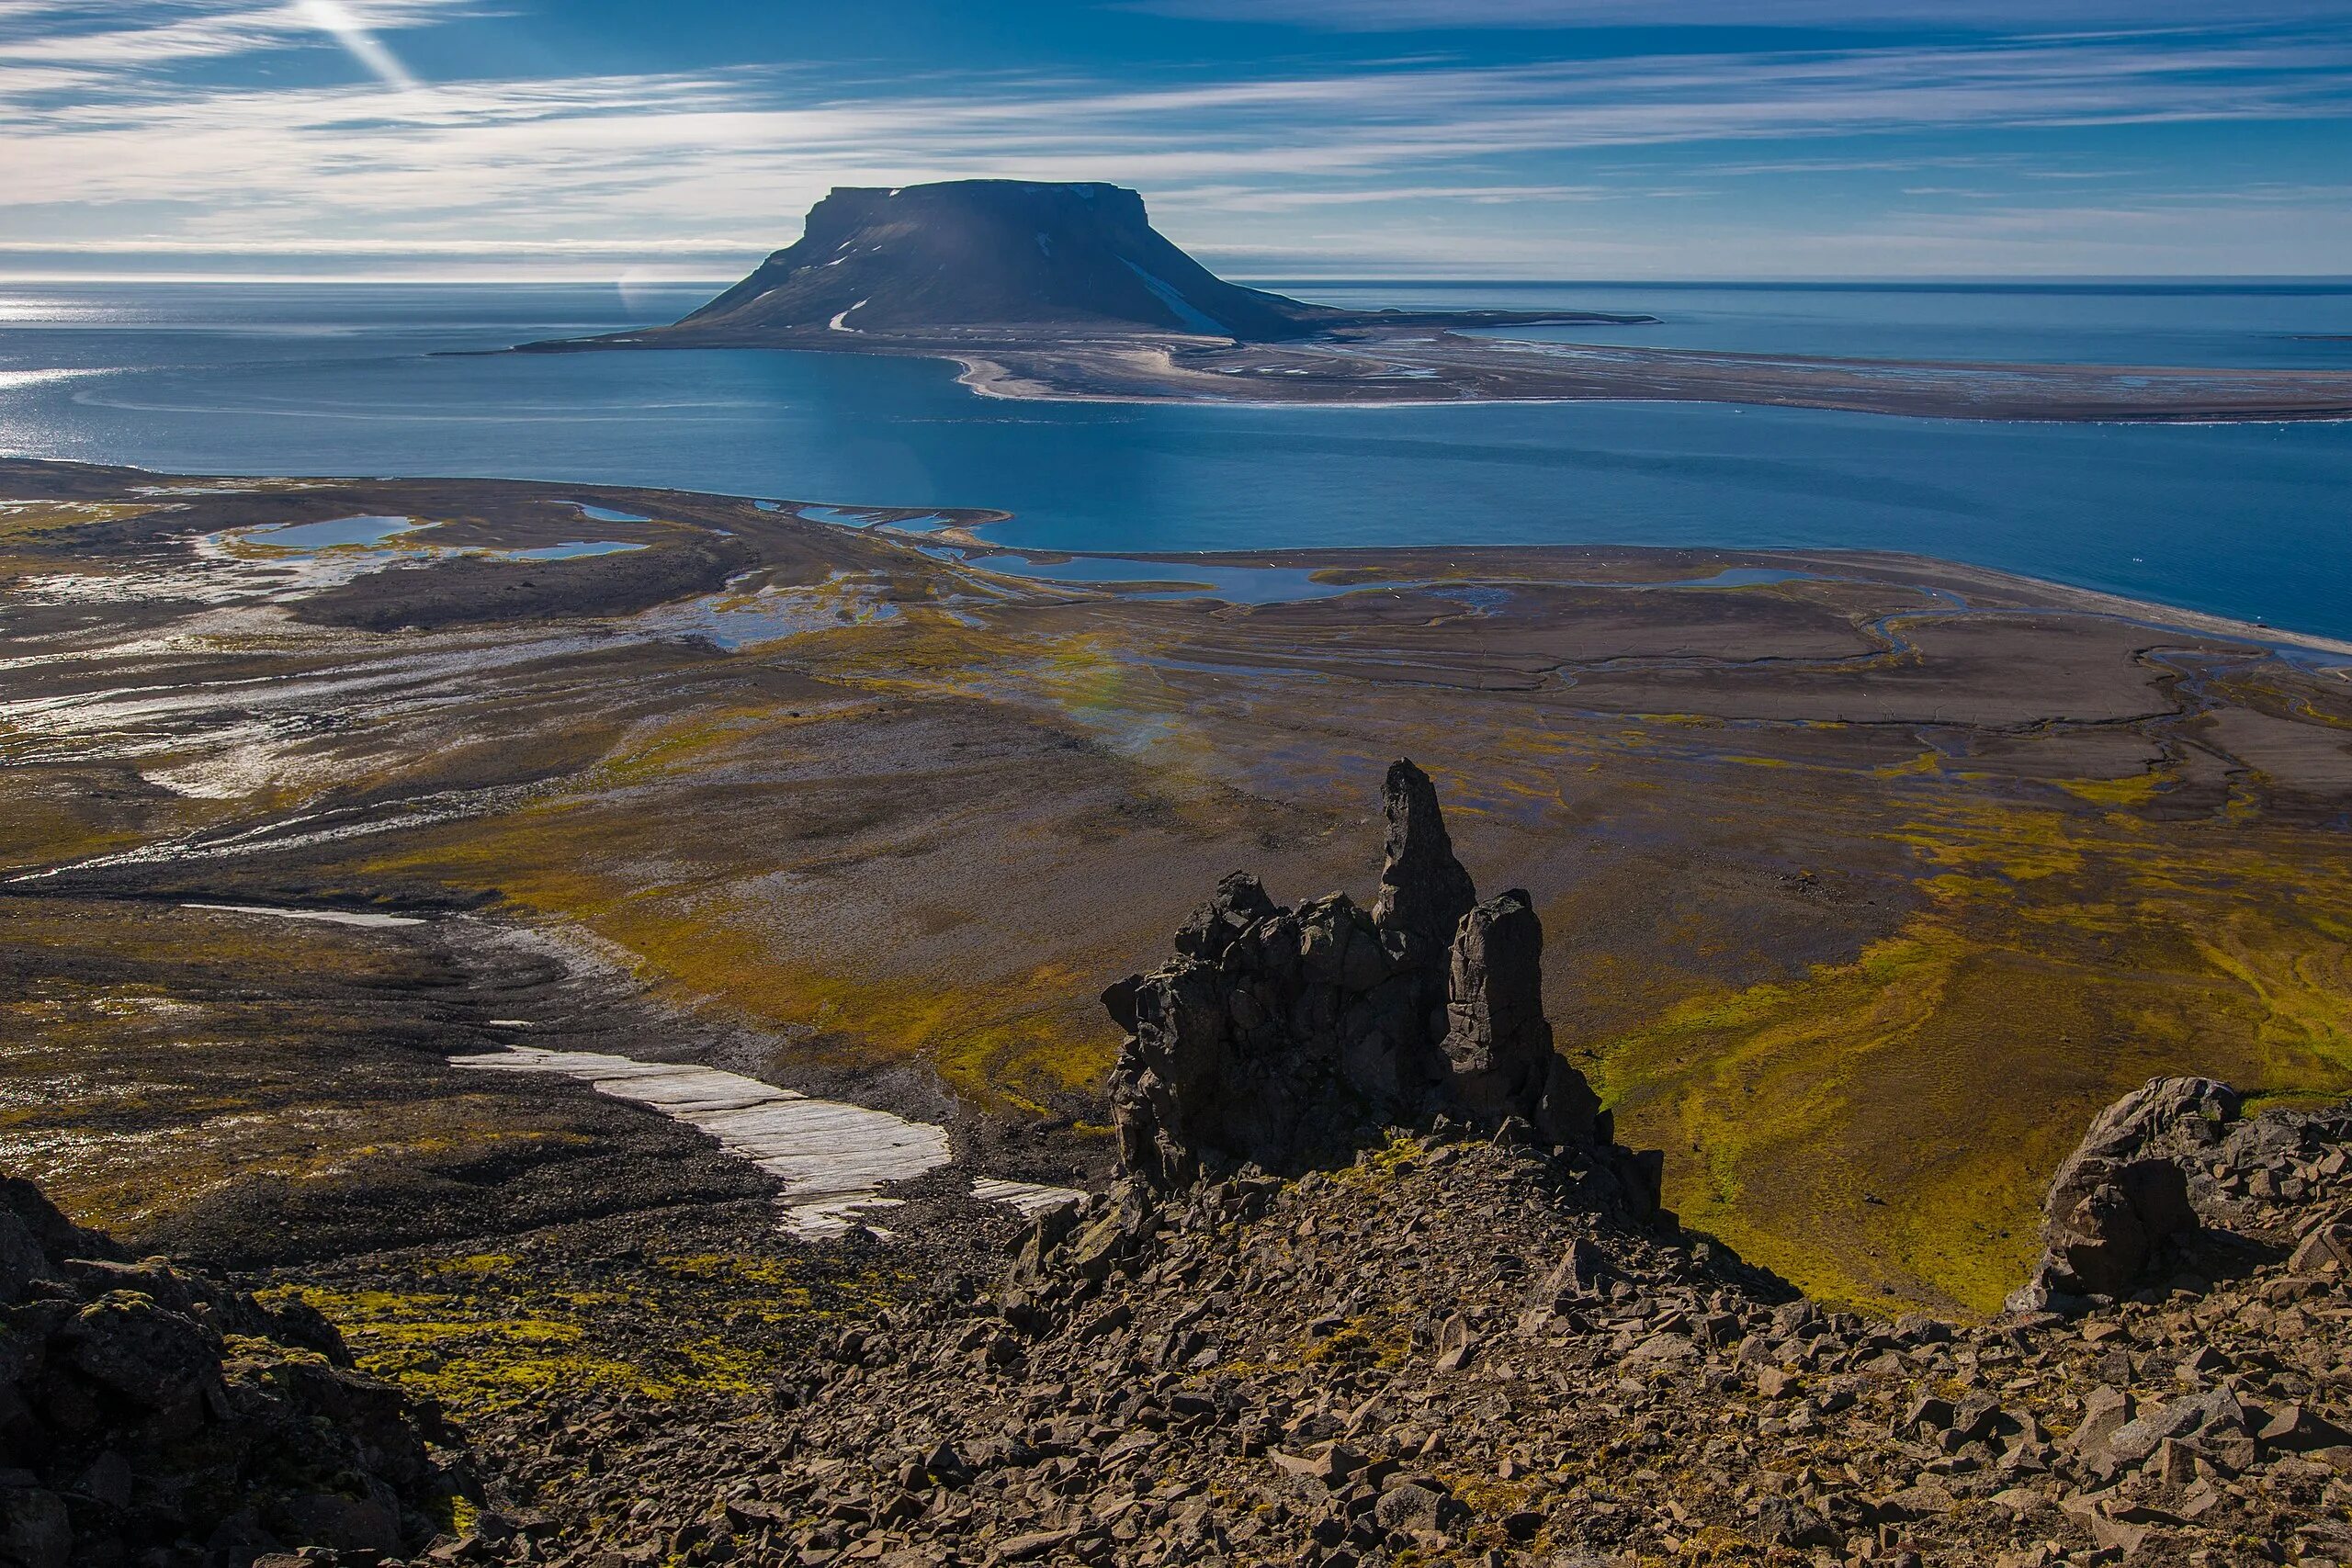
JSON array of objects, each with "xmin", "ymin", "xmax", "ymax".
[
  {"xmin": 1368, "ymin": 760, "xmax": 1476, "ymax": 964},
  {"xmin": 2008, "ymin": 1077, "xmax": 2235, "ymax": 1313},
  {"xmin": 1105, "ymin": 760, "xmax": 1635, "ymax": 1203},
  {"xmin": 1441, "ymin": 891, "xmax": 1600, "ymax": 1144},
  {"xmin": 0, "ymin": 1179, "xmax": 468, "ymax": 1568},
  {"xmin": 2012, "ymin": 1075, "xmax": 2352, "ymax": 1314}
]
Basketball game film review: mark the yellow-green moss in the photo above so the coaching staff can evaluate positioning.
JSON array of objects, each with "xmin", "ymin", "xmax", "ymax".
[{"xmin": 1596, "ymin": 789, "xmax": 2352, "ymax": 1315}]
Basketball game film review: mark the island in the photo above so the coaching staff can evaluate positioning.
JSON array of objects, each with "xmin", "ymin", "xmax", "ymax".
[{"xmin": 529, "ymin": 178, "xmax": 2352, "ymax": 423}]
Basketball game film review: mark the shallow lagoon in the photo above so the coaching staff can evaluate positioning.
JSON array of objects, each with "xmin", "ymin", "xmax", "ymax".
[
  {"xmin": 249, "ymin": 514, "xmax": 419, "ymax": 549},
  {"xmin": 229, "ymin": 513, "xmax": 642, "ymax": 564},
  {"xmin": 4, "ymin": 281, "xmax": 2350, "ymax": 639}
]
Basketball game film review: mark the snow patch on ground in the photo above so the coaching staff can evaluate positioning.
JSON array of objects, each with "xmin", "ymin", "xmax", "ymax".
[
  {"xmin": 449, "ymin": 1045, "xmax": 1078, "ymax": 1237},
  {"xmin": 1118, "ymin": 260, "xmax": 1228, "ymax": 337},
  {"xmin": 969, "ymin": 1177, "xmax": 1085, "ymax": 1217},
  {"xmin": 182, "ymin": 903, "xmax": 425, "ymax": 929}
]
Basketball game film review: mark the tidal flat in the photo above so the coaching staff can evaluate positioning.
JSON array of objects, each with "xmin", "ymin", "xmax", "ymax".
[{"xmin": 4, "ymin": 457, "xmax": 2349, "ymax": 1348}]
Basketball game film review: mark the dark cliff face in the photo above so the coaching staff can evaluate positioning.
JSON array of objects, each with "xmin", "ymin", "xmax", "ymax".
[{"xmin": 681, "ymin": 180, "xmax": 1329, "ymax": 342}]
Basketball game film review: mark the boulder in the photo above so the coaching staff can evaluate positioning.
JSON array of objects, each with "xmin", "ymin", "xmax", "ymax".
[
  {"xmin": 2012, "ymin": 1074, "xmax": 2352, "ymax": 1313},
  {"xmin": 2103, "ymin": 1387, "xmax": 2248, "ymax": 1472},
  {"xmin": 2039, "ymin": 1157, "xmax": 2195, "ymax": 1301},
  {"xmin": 2010, "ymin": 1077, "xmax": 2238, "ymax": 1313},
  {"xmin": 2290, "ymin": 1220, "xmax": 2352, "ymax": 1277},
  {"xmin": 2048, "ymin": 1077, "xmax": 2239, "ymax": 1219},
  {"xmin": 0, "ymin": 1178, "xmax": 468, "ymax": 1567}
]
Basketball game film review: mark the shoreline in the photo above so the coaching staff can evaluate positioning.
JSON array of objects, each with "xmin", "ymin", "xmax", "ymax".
[
  {"xmin": 14, "ymin": 455, "xmax": 2352, "ymax": 657},
  {"xmin": 537, "ymin": 327, "xmax": 2352, "ymax": 424},
  {"xmin": 891, "ymin": 503, "xmax": 2352, "ymax": 660},
  {"xmin": 952, "ymin": 351, "xmax": 2352, "ymax": 425}
]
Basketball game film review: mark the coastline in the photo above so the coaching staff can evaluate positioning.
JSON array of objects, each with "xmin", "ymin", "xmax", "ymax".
[
  {"xmin": 17, "ymin": 454, "xmax": 2352, "ymax": 656},
  {"xmin": 905, "ymin": 502, "xmax": 2352, "ymax": 660},
  {"xmin": 547, "ymin": 327, "xmax": 2352, "ymax": 424}
]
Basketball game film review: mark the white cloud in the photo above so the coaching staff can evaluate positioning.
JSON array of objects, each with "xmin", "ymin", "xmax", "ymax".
[
  {"xmin": 1128, "ymin": 0, "xmax": 2352, "ymax": 28},
  {"xmin": 0, "ymin": 8, "xmax": 2348, "ymax": 275},
  {"xmin": 0, "ymin": 0, "xmax": 466, "ymax": 75}
]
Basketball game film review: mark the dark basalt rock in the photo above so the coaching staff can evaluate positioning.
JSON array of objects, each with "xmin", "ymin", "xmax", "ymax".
[
  {"xmin": 0, "ymin": 1178, "xmax": 469, "ymax": 1568},
  {"xmin": 1105, "ymin": 760, "xmax": 1646, "ymax": 1209},
  {"xmin": 2010, "ymin": 1077, "xmax": 2234, "ymax": 1312},
  {"xmin": 1442, "ymin": 890, "xmax": 1600, "ymax": 1148},
  {"xmin": 1371, "ymin": 759, "xmax": 1477, "ymax": 964}
]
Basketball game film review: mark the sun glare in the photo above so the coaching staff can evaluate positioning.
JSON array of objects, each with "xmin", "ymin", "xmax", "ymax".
[{"xmin": 297, "ymin": 0, "xmax": 420, "ymax": 92}]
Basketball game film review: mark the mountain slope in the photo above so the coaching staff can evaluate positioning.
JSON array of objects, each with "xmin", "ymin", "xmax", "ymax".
[{"xmin": 679, "ymin": 180, "xmax": 1331, "ymax": 343}]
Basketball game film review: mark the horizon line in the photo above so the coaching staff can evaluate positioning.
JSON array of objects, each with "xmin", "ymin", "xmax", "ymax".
[{"xmin": 7, "ymin": 270, "xmax": 2352, "ymax": 288}]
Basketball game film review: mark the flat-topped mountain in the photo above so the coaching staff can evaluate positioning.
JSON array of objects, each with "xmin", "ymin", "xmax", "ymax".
[
  {"xmin": 616, "ymin": 179, "xmax": 1635, "ymax": 347},
  {"xmin": 682, "ymin": 180, "xmax": 1320, "ymax": 342},
  {"xmin": 534, "ymin": 179, "xmax": 2352, "ymax": 421}
]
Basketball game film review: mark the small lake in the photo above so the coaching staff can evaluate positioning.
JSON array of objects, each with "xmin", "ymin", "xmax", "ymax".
[
  {"xmin": 225, "ymin": 513, "xmax": 642, "ymax": 563},
  {"xmin": 503, "ymin": 540, "xmax": 643, "ymax": 560},
  {"xmin": 248, "ymin": 514, "xmax": 420, "ymax": 549},
  {"xmin": 4, "ymin": 280, "xmax": 2350, "ymax": 640}
]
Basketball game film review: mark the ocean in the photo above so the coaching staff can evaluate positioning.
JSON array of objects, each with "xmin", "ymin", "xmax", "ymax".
[{"xmin": 2, "ymin": 278, "xmax": 2349, "ymax": 640}]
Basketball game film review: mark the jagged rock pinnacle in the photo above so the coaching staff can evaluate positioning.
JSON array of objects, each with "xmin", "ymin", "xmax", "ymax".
[
  {"xmin": 1371, "ymin": 758, "xmax": 1477, "ymax": 963},
  {"xmin": 1441, "ymin": 889, "xmax": 1596, "ymax": 1146},
  {"xmin": 1103, "ymin": 761, "xmax": 1649, "ymax": 1213}
]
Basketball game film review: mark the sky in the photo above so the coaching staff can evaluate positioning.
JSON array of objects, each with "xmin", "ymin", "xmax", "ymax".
[{"xmin": 3, "ymin": 0, "xmax": 2350, "ymax": 281}]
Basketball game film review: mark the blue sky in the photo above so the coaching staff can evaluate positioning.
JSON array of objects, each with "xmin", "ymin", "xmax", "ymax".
[{"xmin": 2, "ymin": 0, "xmax": 2348, "ymax": 280}]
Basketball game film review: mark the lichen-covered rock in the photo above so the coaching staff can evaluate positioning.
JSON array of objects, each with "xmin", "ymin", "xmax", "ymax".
[{"xmin": 0, "ymin": 1178, "xmax": 469, "ymax": 1568}]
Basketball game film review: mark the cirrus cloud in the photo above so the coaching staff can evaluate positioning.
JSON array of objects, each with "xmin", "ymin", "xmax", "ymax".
[{"xmin": 2, "ymin": 3, "xmax": 2349, "ymax": 276}]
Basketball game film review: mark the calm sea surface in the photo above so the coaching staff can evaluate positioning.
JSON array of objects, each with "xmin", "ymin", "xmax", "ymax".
[{"xmin": 2, "ymin": 280, "xmax": 2349, "ymax": 640}]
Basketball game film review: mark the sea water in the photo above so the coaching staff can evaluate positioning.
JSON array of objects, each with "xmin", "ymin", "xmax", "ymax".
[{"xmin": 2, "ymin": 280, "xmax": 2348, "ymax": 639}]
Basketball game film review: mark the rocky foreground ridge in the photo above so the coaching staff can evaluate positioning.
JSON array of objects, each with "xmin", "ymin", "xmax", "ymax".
[
  {"xmin": 441, "ymin": 1109, "xmax": 2351, "ymax": 1567},
  {"xmin": 11, "ymin": 764, "xmax": 2352, "ymax": 1568},
  {"xmin": 408, "ymin": 763, "xmax": 2352, "ymax": 1568},
  {"xmin": 0, "ymin": 1179, "xmax": 467, "ymax": 1568}
]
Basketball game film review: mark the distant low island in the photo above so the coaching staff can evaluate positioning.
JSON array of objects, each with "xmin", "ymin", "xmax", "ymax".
[{"xmin": 533, "ymin": 179, "xmax": 2352, "ymax": 423}]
